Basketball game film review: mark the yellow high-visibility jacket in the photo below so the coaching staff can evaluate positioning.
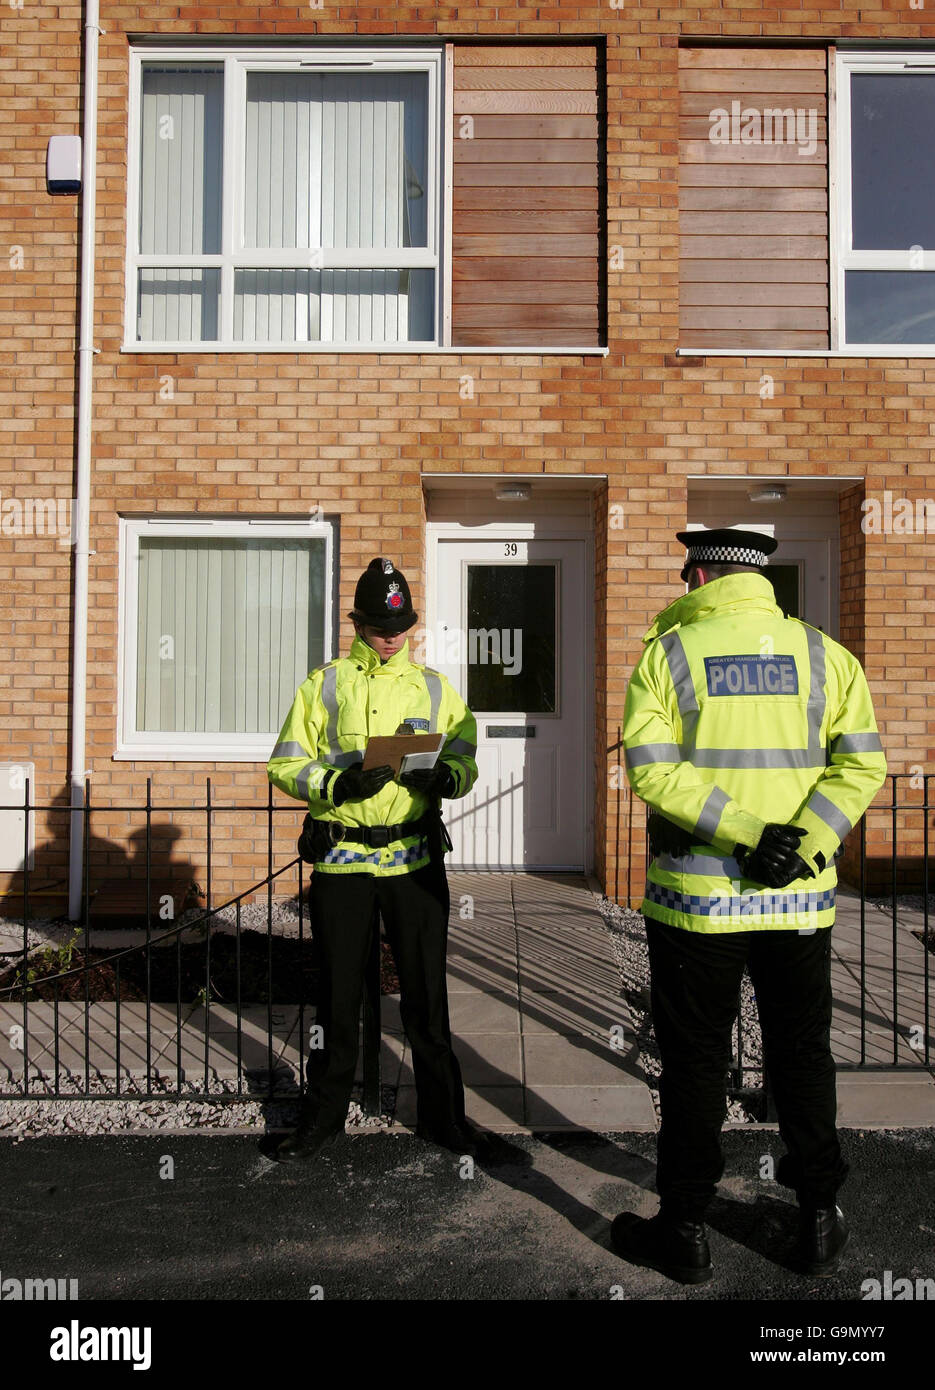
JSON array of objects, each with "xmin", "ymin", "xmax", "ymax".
[
  {"xmin": 268, "ymin": 633, "xmax": 478, "ymax": 875},
  {"xmin": 623, "ymin": 572, "xmax": 887, "ymax": 932}
]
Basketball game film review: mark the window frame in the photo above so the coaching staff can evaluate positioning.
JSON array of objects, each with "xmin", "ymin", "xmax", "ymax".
[
  {"xmin": 116, "ymin": 515, "xmax": 335, "ymax": 761},
  {"xmin": 124, "ymin": 44, "xmax": 446, "ymax": 352},
  {"xmin": 834, "ymin": 49, "xmax": 935, "ymax": 352}
]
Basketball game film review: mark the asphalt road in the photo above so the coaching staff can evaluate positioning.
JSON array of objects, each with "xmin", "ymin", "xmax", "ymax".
[{"xmin": 2, "ymin": 1126, "xmax": 933, "ymax": 1306}]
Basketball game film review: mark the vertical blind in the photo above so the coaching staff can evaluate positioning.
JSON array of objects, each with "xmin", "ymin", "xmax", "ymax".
[
  {"xmin": 137, "ymin": 64, "xmax": 434, "ymax": 343},
  {"xmin": 135, "ymin": 537, "xmax": 326, "ymax": 735}
]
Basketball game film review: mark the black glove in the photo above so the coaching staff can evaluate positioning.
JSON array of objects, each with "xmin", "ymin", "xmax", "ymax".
[
  {"xmin": 736, "ymin": 824, "xmax": 814, "ymax": 888},
  {"xmin": 647, "ymin": 811, "xmax": 696, "ymax": 858},
  {"xmin": 331, "ymin": 764, "xmax": 394, "ymax": 807},
  {"xmin": 398, "ymin": 762, "xmax": 456, "ymax": 799}
]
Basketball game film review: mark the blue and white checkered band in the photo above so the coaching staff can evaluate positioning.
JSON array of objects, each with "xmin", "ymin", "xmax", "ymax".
[{"xmin": 686, "ymin": 545, "xmax": 768, "ymax": 567}]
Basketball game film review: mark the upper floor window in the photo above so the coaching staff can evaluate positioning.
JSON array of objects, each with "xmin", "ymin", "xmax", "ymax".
[
  {"xmin": 126, "ymin": 47, "xmax": 442, "ymax": 350},
  {"xmin": 837, "ymin": 52, "xmax": 935, "ymax": 349}
]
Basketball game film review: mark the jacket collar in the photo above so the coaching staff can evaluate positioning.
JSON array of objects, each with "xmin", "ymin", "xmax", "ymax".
[
  {"xmin": 349, "ymin": 632, "xmax": 411, "ymax": 671},
  {"xmin": 643, "ymin": 572, "xmax": 782, "ymax": 642}
]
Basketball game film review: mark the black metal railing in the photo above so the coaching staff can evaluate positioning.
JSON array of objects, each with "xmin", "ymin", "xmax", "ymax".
[
  {"xmin": 607, "ymin": 733, "xmax": 933, "ymax": 1090},
  {"xmin": 0, "ymin": 778, "xmax": 382, "ymax": 1106}
]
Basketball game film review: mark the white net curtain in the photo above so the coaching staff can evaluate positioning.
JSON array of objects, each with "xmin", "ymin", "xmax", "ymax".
[{"xmin": 137, "ymin": 65, "xmax": 433, "ymax": 344}]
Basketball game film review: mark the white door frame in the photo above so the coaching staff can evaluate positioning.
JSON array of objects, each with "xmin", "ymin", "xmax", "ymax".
[{"xmin": 426, "ymin": 516, "xmax": 595, "ymax": 873}]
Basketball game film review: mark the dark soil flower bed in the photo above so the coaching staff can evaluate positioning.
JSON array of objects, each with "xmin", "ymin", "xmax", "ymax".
[{"xmin": 0, "ymin": 933, "xmax": 401, "ymax": 1004}]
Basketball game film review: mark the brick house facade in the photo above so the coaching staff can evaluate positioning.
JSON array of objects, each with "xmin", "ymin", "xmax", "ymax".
[{"xmin": 2, "ymin": 2, "xmax": 932, "ymax": 915}]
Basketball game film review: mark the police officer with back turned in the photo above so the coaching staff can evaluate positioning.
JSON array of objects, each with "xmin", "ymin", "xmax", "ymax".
[
  {"xmin": 267, "ymin": 558, "xmax": 480, "ymax": 1163},
  {"xmin": 613, "ymin": 527, "xmax": 886, "ymax": 1284}
]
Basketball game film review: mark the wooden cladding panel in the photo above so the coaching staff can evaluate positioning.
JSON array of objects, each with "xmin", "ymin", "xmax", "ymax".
[
  {"xmin": 679, "ymin": 47, "xmax": 830, "ymax": 350},
  {"xmin": 450, "ymin": 44, "xmax": 601, "ymax": 348}
]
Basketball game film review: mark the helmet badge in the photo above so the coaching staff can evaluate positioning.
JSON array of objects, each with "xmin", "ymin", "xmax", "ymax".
[{"xmin": 386, "ymin": 581, "xmax": 404, "ymax": 612}]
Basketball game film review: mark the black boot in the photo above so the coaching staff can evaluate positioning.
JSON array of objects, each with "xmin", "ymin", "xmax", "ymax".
[
  {"xmin": 416, "ymin": 1119, "xmax": 480, "ymax": 1158},
  {"xmin": 610, "ymin": 1211, "xmax": 713, "ymax": 1286},
  {"xmin": 795, "ymin": 1204, "xmax": 849, "ymax": 1276},
  {"xmin": 275, "ymin": 1109, "xmax": 343, "ymax": 1164}
]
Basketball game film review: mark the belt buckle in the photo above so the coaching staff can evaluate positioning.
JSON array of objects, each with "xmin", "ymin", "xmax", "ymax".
[{"xmin": 369, "ymin": 826, "xmax": 390, "ymax": 848}]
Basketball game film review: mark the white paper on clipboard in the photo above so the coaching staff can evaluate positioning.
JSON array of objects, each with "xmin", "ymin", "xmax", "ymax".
[{"xmin": 399, "ymin": 735, "xmax": 446, "ymax": 775}]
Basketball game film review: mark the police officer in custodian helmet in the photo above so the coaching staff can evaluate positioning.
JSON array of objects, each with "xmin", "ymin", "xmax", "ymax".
[
  {"xmin": 268, "ymin": 558, "xmax": 480, "ymax": 1162},
  {"xmin": 613, "ymin": 527, "xmax": 886, "ymax": 1284}
]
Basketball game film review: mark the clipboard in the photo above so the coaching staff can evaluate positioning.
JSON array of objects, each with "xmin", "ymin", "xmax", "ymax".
[{"xmin": 361, "ymin": 733, "xmax": 446, "ymax": 776}]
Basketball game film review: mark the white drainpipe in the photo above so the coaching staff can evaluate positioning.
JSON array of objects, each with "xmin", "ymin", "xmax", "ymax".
[{"xmin": 67, "ymin": 0, "xmax": 101, "ymax": 921}]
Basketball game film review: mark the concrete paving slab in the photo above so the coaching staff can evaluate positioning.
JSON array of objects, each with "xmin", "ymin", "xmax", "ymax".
[
  {"xmin": 524, "ymin": 1084, "xmax": 657, "ymax": 1130},
  {"xmin": 836, "ymin": 1073, "xmax": 935, "ymax": 1126},
  {"xmin": 523, "ymin": 1031, "xmax": 643, "ymax": 1087},
  {"xmin": 401, "ymin": 1033, "xmax": 523, "ymax": 1087},
  {"xmin": 448, "ymin": 990, "xmax": 520, "ymax": 1034}
]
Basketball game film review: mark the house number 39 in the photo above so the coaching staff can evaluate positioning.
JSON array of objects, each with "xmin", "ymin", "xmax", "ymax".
[{"xmin": 504, "ymin": 542, "xmax": 518, "ymax": 556}]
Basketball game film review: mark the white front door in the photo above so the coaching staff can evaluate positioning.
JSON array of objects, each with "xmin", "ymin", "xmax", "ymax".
[{"xmin": 429, "ymin": 538, "xmax": 588, "ymax": 871}]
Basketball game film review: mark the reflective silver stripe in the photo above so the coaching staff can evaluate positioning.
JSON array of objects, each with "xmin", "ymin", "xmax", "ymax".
[
  {"xmin": 691, "ymin": 748, "xmax": 824, "ymax": 770},
  {"xmin": 695, "ymin": 786, "xmax": 729, "ymax": 841},
  {"xmin": 831, "ymin": 731, "xmax": 883, "ymax": 755},
  {"xmin": 423, "ymin": 669, "xmax": 443, "ymax": 731},
  {"xmin": 660, "ymin": 631, "xmax": 698, "ymax": 751},
  {"xmin": 320, "ymin": 664, "xmax": 340, "ymax": 757},
  {"xmin": 447, "ymin": 736, "xmax": 476, "ymax": 757},
  {"xmin": 656, "ymin": 851, "xmax": 743, "ymax": 878},
  {"xmin": 271, "ymin": 741, "xmax": 307, "ymax": 760},
  {"xmin": 331, "ymin": 749, "xmax": 364, "ymax": 769},
  {"xmin": 804, "ymin": 624, "xmax": 827, "ymax": 764},
  {"xmin": 295, "ymin": 763, "xmax": 316, "ymax": 801},
  {"xmin": 805, "ymin": 790, "xmax": 852, "ymax": 841},
  {"xmin": 626, "ymin": 743, "xmax": 681, "ymax": 768}
]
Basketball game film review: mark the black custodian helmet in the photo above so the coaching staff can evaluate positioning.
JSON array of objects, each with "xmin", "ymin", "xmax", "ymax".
[{"xmin": 349, "ymin": 557, "xmax": 419, "ymax": 633}]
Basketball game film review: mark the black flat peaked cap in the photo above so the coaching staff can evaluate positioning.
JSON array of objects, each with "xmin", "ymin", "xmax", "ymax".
[{"xmin": 675, "ymin": 527, "xmax": 779, "ymax": 582}]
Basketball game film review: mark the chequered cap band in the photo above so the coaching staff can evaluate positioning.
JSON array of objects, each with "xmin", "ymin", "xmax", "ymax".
[{"xmin": 686, "ymin": 545, "xmax": 768, "ymax": 567}]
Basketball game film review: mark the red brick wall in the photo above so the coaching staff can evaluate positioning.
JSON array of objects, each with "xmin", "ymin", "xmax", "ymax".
[{"xmin": 3, "ymin": 4, "xmax": 935, "ymax": 911}]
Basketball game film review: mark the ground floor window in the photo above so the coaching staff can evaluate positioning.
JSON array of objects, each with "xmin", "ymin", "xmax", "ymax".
[{"xmin": 117, "ymin": 517, "xmax": 333, "ymax": 760}]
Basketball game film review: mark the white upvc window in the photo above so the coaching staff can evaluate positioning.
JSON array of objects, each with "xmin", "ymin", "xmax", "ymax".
[
  {"xmin": 117, "ymin": 517, "xmax": 334, "ymax": 760},
  {"xmin": 834, "ymin": 51, "xmax": 935, "ymax": 350},
  {"xmin": 125, "ymin": 45, "xmax": 444, "ymax": 351}
]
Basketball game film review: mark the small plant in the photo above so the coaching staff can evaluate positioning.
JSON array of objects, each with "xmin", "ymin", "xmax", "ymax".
[{"xmin": 12, "ymin": 925, "xmax": 84, "ymax": 999}]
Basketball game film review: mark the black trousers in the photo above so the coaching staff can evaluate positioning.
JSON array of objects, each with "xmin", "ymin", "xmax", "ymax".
[
  {"xmin": 646, "ymin": 917, "xmax": 849, "ymax": 1221},
  {"xmin": 304, "ymin": 862, "xmax": 466, "ymax": 1133}
]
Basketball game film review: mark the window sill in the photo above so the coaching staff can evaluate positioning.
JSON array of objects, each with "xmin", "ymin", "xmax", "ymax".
[
  {"xmin": 121, "ymin": 342, "xmax": 611, "ymax": 357},
  {"xmin": 677, "ymin": 346, "xmax": 935, "ymax": 359},
  {"xmin": 113, "ymin": 746, "xmax": 274, "ymax": 763}
]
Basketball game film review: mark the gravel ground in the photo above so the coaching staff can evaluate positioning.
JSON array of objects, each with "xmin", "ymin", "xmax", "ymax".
[{"xmin": 599, "ymin": 898, "xmax": 764, "ymax": 1123}]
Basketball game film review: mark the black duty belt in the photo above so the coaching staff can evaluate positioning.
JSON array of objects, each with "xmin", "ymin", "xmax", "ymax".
[{"xmin": 317, "ymin": 812, "xmax": 438, "ymax": 849}]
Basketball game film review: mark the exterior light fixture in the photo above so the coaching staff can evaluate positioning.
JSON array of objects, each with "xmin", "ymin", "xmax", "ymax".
[
  {"xmin": 748, "ymin": 484, "xmax": 787, "ymax": 504},
  {"xmin": 495, "ymin": 485, "xmax": 531, "ymax": 501}
]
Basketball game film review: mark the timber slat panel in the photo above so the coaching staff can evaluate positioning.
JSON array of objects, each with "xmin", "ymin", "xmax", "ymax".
[
  {"xmin": 453, "ymin": 186, "xmax": 599, "ymax": 211},
  {"xmin": 679, "ymin": 47, "xmax": 827, "ymax": 69},
  {"xmin": 678, "ymin": 46, "xmax": 830, "ymax": 350},
  {"xmin": 453, "ymin": 91, "xmax": 598, "ymax": 115},
  {"xmin": 455, "ymin": 210, "xmax": 599, "ymax": 234},
  {"xmin": 466, "ymin": 114, "xmax": 599, "ymax": 138},
  {"xmin": 680, "ymin": 211, "xmax": 827, "ymax": 235},
  {"xmin": 680, "ymin": 281, "xmax": 829, "ymax": 307},
  {"xmin": 679, "ymin": 163, "xmax": 826, "ymax": 186},
  {"xmin": 680, "ymin": 186, "xmax": 828, "ymax": 212},
  {"xmin": 455, "ymin": 68, "xmax": 597, "ymax": 91},
  {"xmin": 453, "ymin": 279, "xmax": 598, "ymax": 304},
  {"xmin": 681, "ymin": 235, "xmax": 827, "ymax": 259},
  {"xmin": 677, "ymin": 329, "xmax": 831, "ymax": 349},
  {"xmin": 456, "ymin": 46, "xmax": 597, "ymax": 66},
  {"xmin": 453, "ymin": 257, "xmax": 598, "ymax": 282},
  {"xmin": 681, "ymin": 258, "xmax": 829, "ymax": 283},
  {"xmin": 453, "ymin": 138, "xmax": 599, "ymax": 163},
  {"xmin": 454, "ymin": 161, "xmax": 597, "ymax": 187},
  {"xmin": 451, "ymin": 44, "xmax": 601, "ymax": 348}
]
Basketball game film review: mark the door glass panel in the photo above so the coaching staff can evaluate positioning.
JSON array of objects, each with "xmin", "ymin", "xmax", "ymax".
[
  {"xmin": 466, "ymin": 564, "xmax": 556, "ymax": 713},
  {"xmin": 768, "ymin": 564, "xmax": 801, "ymax": 619}
]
